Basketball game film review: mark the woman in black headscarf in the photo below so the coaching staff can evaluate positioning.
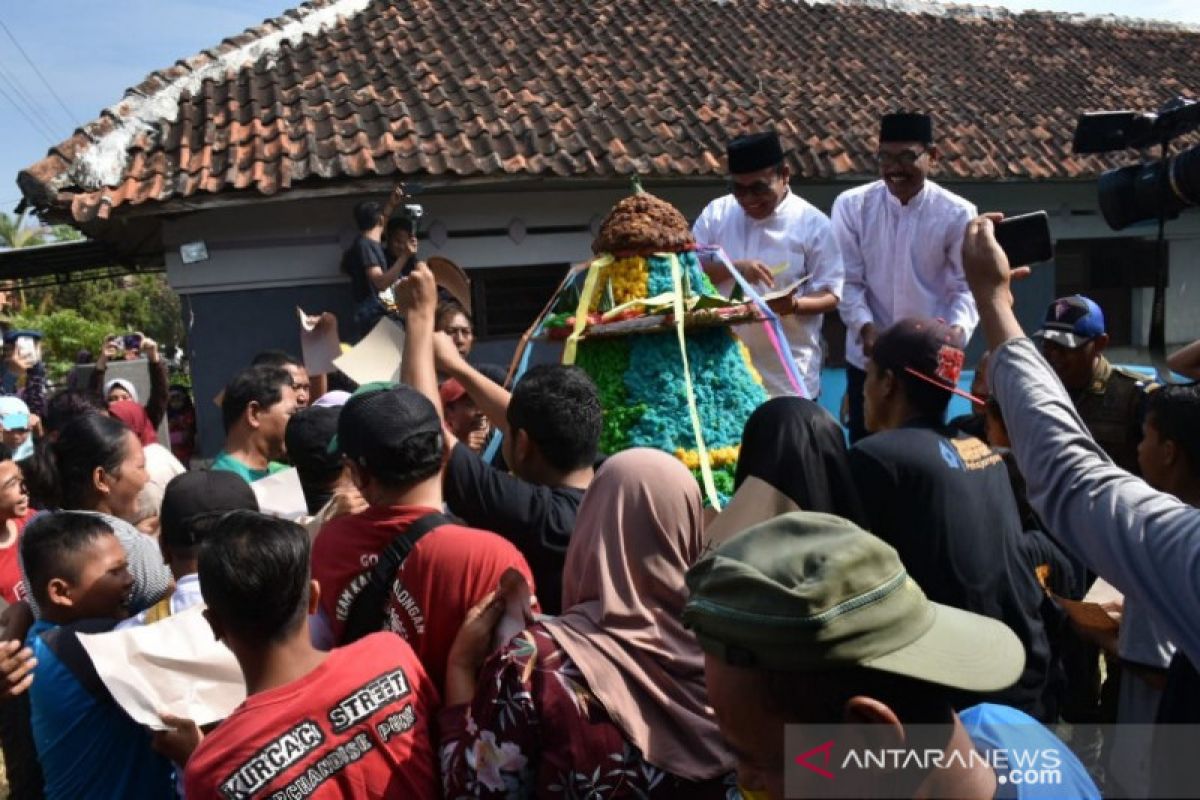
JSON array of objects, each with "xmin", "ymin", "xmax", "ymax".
[{"xmin": 735, "ymin": 397, "xmax": 868, "ymax": 527}]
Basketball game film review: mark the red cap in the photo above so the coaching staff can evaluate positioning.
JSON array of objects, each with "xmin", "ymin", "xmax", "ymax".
[{"xmin": 439, "ymin": 378, "xmax": 467, "ymax": 407}]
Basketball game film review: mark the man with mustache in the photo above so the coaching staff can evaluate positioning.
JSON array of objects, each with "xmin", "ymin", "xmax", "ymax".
[
  {"xmin": 693, "ymin": 131, "xmax": 844, "ymax": 400},
  {"xmin": 835, "ymin": 112, "xmax": 978, "ymax": 442}
]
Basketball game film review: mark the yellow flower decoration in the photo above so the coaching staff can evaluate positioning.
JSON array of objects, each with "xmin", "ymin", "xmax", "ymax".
[
  {"xmin": 590, "ymin": 257, "xmax": 649, "ymax": 310},
  {"xmin": 674, "ymin": 446, "xmax": 740, "ymax": 470}
]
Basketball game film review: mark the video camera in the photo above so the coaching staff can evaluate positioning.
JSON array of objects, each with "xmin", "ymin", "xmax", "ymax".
[
  {"xmin": 1073, "ymin": 96, "xmax": 1200, "ymax": 230},
  {"xmin": 403, "ymin": 202, "xmax": 424, "ymax": 228}
]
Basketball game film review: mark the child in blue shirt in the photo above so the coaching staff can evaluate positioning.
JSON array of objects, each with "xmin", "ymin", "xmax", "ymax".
[{"xmin": 22, "ymin": 512, "xmax": 175, "ymax": 800}]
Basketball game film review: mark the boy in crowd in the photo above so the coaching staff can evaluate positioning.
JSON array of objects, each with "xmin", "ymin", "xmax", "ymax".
[
  {"xmin": 22, "ymin": 512, "xmax": 175, "ymax": 799},
  {"xmin": 402, "ymin": 262, "xmax": 600, "ymax": 615},
  {"xmin": 848, "ymin": 318, "xmax": 1053, "ymax": 720},
  {"xmin": 187, "ymin": 511, "xmax": 439, "ymax": 798},
  {"xmin": 0, "ymin": 444, "xmax": 38, "ymax": 798},
  {"xmin": 310, "ymin": 382, "xmax": 536, "ymax": 692},
  {"xmin": 685, "ymin": 512, "xmax": 1098, "ymax": 800},
  {"xmin": 342, "ymin": 187, "xmax": 410, "ymax": 339},
  {"xmin": 212, "ymin": 364, "xmax": 298, "ymax": 483},
  {"xmin": 0, "ymin": 444, "xmax": 35, "ymax": 604},
  {"xmin": 0, "ymin": 396, "xmax": 35, "ymax": 460}
]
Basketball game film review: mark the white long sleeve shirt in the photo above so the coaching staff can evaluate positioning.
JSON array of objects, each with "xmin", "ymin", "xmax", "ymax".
[
  {"xmin": 834, "ymin": 180, "xmax": 978, "ymax": 370},
  {"xmin": 692, "ymin": 190, "xmax": 843, "ymax": 398}
]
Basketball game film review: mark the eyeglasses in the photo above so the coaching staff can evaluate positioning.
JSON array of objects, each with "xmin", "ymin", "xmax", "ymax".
[
  {"xmin": 875, "ymin": 149, "xmax": 927, "ymax": 167},
  {"xmin": 443, "ymin": 326, "xmax": 473, "ymax": 338},
  {"xmin": 728, "ymin": 178, "xmax": 779, "ymax": 198}
]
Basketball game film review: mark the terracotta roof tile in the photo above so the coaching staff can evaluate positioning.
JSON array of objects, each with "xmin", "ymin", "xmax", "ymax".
[{"xmin": 18, "ymin": 0, "xmax": 1200, "ymax": 220}]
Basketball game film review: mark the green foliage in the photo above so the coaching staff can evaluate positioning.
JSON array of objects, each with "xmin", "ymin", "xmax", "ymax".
[
  {"xmin": 0, "ymin": 213, "xmax": 186, "ymax": 382},
  {"xmin": 27, "ymin": 274, "xmax": 185, "ymax": 354},
  {"xmin": 11, "ymin": 308, "xmax": 111, "ymax": 382},
  {"xmin": 0, "ymin": 211, "xmax": 45, "ymax": 249}
]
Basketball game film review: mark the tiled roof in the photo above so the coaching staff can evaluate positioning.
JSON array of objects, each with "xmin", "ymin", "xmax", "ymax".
[{"xmin": 17, "ymin": 0, "xmax": 1200, "ymax": 222}]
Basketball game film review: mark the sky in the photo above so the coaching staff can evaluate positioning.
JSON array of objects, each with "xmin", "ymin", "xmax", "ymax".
[{"xmin": 0, "ymin": 0, "xmax": 1197, "ymax": 221}]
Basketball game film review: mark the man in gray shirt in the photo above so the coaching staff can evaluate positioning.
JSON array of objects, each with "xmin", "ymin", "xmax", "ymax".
[{"xmin": 961, "ymin": 214, "xmax": 1200, "ymax": 669}]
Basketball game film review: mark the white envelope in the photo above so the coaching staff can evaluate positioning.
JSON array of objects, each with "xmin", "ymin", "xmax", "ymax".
[
  {"xmin": 78, "ymin": 606, "xmax": 245, "ymax": 730},
  {"xmin": 251, "ymin": 467, "xmax": 309, "ymax": 522},
  {"xmin": 333, "ymin": 317, "xmax": 405, "ymax": 385},
  {"xmin": 297, "ymin": 307, "xmax": 342, "ymax": 376}
]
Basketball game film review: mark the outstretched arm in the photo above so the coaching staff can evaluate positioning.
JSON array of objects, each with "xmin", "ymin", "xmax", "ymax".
[
  {"xmin": 1167, "ymin": 340, "xmax": 1200, "ymax": 380},
  {"xmin": 962, "ymin": 214, "xmax": 1200, "ymax": 666}
]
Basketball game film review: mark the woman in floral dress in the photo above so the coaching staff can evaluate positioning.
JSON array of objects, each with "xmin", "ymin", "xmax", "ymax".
[{"xmin": 439, "ymin": 448, "xmax": 737, "ymax": 798}]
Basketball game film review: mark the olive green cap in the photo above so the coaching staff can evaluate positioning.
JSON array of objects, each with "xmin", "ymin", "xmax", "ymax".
[{"xmin": 683, "ymin": 512, "xmax": 1024, "ymax": 693}]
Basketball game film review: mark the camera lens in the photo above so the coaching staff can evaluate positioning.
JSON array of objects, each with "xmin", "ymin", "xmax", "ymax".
[{"xmin": 1098, "ymin": 141, "xmax": 1200, "ymax": 230}]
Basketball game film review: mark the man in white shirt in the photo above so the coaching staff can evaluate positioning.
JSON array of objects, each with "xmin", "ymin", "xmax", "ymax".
[
  {"xmin": 693, "ymin": 132, "xmax": 843, "ymax": 399},
  {"xmin": 835, "ymin": 113, "xmax": 978, "ymax": 441}
]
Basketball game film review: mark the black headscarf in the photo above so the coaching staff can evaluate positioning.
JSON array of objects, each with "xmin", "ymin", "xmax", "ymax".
[{"xmin": 735, "ymin": 397, "xmax": 868, "ymax": 527}]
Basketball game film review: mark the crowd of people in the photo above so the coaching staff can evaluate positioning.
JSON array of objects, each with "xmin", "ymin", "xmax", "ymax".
[{"xmin": 0, "ymin": 110, "xmax": 1192, "ymax": 800}]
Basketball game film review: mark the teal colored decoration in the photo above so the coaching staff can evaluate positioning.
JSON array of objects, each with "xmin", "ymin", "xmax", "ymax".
[{"xmin": 623, "ymin": 328, "xmax": 765, "ymax": 454}]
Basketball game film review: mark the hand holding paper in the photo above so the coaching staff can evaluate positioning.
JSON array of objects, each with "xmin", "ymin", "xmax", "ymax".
[
  {"xmin": 297, "ymin": 308, "xmax": 341, "ymax": 376},
  {"xmin": 77, "ymin": 606, "xmax": 245, "ymax": 730},
  {"xmin": 250, "ymin": 467, "xmax": 309, "ymax": 522},
  {"xmin": 332, "ymin": 317, "xmax": 405, "ymax": 385}
]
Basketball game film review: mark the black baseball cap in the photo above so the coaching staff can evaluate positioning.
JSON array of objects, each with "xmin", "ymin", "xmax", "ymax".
[
  {"xmin": 286, "ymin": 406, "xmax": 342, "ymax": 480},
  {"xmin": 160, "ymin": 470, "xmax": 259, "ymax": 549},
  {"xmin": 333, "ymin": 382, "xmax": 443, "ymax": 473},
  {"xmin": 872, "ymin": 318, "xmax": 982, "ymax": 406}
]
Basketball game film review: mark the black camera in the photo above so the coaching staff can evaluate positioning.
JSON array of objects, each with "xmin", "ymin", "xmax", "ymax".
[{"xmin": 1073, "ymin": 97, "xmax": 1200, "ymax": 230}]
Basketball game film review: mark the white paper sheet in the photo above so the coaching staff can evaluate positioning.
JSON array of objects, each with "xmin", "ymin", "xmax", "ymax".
[
  {"xmin": 77, "ymin": 606, "xmax": 245, "ymax": 730},
  {"xmin": 297, "ymin": 307, "xmax": 342, "ymax": 376},
  {"xmin": 251, "ymin": 467, "xmax": 309, "ymax": 521},
  {"xmin": 332, "ymin": 317, "xmax": 405, "ymax": 385}
]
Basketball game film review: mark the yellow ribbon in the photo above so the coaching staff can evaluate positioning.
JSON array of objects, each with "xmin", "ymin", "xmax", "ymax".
[
  {"xmin": 667, "ymin": 252, "xmax": 722, "ymax": 511},
  {"xmin": 562, "ymin": 255, "xmax": 611, "ymax": 365}
]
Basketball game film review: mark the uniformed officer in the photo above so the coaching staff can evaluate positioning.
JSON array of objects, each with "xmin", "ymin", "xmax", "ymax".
[{"xmin": 1036, "ymin": 294, "xmax": 1153, "ymax": 474}]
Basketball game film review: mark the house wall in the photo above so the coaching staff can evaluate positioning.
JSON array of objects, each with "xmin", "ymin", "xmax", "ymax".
[{"xmin": 162, "ymin": 178, "xmax": 1200, "ymax": 456}]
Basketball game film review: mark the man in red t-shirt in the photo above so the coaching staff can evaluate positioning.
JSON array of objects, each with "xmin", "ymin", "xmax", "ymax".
[
  {"xmin": 185, "ymin": 511, "xmax": 439, "ymax": 799},
  {"xmin": 0, "ymin": 444, "xmax": 35, "ymax": 604},
  {"xmin": 312, "ymin": 383, "xmax": 536, "ymax": 692}
]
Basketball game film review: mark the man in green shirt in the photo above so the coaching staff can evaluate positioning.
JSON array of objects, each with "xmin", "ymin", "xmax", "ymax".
[{"xmin": 212, "ymin": 364, "xmax": 297, "ymax": 483}]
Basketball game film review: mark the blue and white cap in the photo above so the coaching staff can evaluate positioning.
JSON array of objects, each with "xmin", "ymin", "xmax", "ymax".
[{"xmin": 1037, "ymin": 295, "xmax": 1106, "ymax": 349}]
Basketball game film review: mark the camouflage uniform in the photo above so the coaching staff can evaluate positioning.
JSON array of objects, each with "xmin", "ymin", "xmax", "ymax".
[{"xmin": 1072, "ymin": 355, "xmax": 1154, "ymax": 475}]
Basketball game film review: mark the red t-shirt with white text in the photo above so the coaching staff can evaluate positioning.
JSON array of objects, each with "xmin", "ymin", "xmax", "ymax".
[
  {"xmin": 184, "ymin": 632, "xmax": 438, "ymax": 799},
  {"xmin": 311, "ymin": 504, "xmax": 537, "ymax": 693},
  {"xmin": 0, "ymin": 508, "xmax": 37, "ymax": 604}
]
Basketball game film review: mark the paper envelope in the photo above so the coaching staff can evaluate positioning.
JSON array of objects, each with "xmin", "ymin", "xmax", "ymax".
[
  {"xmin": 78, "ymin": 606, "xmax": 246, "ymax": 730},
  {"xmin": 297, "ymin": 307, "xmax": 342, "ymax": 376},
  {"xmin": 251, "ymin": 467, "xmax": 309, "ymax": 521},
  {"xmin": 332, "ymin": 317, "xmax": 405, "ymax": 385}
]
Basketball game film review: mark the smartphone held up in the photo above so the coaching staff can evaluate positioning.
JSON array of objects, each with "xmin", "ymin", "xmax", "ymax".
[{"xmin": 993, "ymin": 211, "xmax": 1054, "ymax": 268}]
